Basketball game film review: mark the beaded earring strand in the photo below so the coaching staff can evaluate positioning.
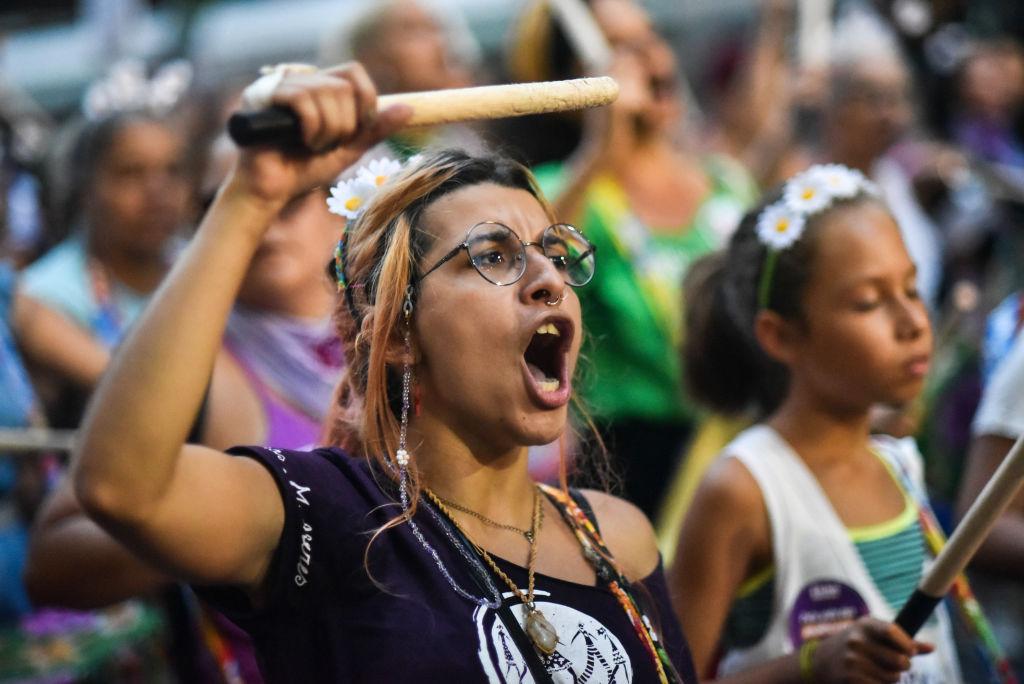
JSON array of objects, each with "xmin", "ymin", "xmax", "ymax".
[
  {"xmin": 392, "ymin": 285, "xmax": 503, "ymax": 610},
  {"xmin": 326, "ymin": 161, "xmax": 502, "ymax": 610}
]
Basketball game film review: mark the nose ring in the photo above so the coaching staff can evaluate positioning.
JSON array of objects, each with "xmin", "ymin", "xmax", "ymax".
[{"xmin": 545, "ymin": 292, "xmax": 566, "ymax": 307}]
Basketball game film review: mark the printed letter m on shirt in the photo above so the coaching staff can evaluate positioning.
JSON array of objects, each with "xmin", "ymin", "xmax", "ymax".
[{"xmin": 289, "ymin": 481, "xmax": 311, "ymax": 507}]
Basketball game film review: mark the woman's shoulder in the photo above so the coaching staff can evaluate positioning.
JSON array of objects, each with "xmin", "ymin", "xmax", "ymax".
[
  {"xmin": 226, "ymin": 444, "xmax": 387, "ymax": 513},
  {"xmin": 869, "ymin": 433, "xmax": 926, "ymax": 488},
  {"xmin": 227, "ymin": 443, "xmax": 367, "ymax": 472},
  {"xmin": 19, "ymin": 238, "xmax": 93, "ymax": 324},
  {"xmin": 690, "ymin": 454, "xmax": 767, "ymax": 528},
  {"xmin": 576, "ymin": 489, "xmax": 660, "ymax": 582},
  {"xmin": 679, "ymin": 448, "xmax": 771, "ymax": 556},
  {"xmin": 21, "ymin": 237, "xmax": 87, "ymax": 283}
]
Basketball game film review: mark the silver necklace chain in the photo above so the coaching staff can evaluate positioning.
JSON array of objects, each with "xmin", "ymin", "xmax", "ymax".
[{"xmin": 400, "ymin": 467, "xmax": 503, "ymax": 609}]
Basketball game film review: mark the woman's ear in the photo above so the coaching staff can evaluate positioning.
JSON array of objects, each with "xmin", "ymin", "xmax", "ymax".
[
  {"xmin": 754, "ymin": 309, "xmax": 801, "ymax": 366},
  {"xmin": 359, "ymin": 309, "xmax": 416, "ymax": 367}
]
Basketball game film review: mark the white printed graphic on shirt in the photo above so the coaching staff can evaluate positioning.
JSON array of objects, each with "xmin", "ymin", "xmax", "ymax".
[{"xmin": 474, "ymin": 590, "xmax": 633, "ymax": 683}]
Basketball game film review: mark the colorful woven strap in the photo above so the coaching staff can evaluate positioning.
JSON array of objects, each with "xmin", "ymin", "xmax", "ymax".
[
  {"xmin": 539, "ymin": 484, "xmax": 683, "ymax": 684},
  {"xmin": 915, "ymin": 503, "xmax": 1018, "ymax": 684},
  {"xmin": 884, "ymin": 453, "xmax": 1018, "ymax": 684},
  {"xmin": 196, "ymin": 604, "xmax": 245, "ymax": 684}
]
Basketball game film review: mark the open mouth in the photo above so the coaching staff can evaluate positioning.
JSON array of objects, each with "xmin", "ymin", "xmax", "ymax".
[{"xmin": 521, "ymin": 318, "xmax": 573, "ymax": 408}]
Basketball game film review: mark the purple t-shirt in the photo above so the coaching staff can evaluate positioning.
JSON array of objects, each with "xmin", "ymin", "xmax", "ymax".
[{"xmin": 199, "ymin": 446, "xmax": 697, "ymax": 683}]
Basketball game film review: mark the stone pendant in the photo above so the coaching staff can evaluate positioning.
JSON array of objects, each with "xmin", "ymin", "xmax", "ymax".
[{"xmin": 525, "ymin": 608, "xmax": 559, "ymax": 654}]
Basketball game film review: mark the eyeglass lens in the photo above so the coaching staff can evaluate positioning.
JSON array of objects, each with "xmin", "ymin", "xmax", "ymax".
[{"xmin": 465, "ymin": 222, "xmax": 595, "ymax": 287}]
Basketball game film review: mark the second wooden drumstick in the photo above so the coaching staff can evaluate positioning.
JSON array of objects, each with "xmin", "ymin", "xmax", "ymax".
[{"xmin": 894, "ymin": 432, "xmax": 1024, "ymax": 635}]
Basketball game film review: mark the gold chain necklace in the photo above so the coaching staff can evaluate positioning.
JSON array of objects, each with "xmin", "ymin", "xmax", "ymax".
[
  {"xmin": 432, "ymin": 491, "xmax": 539, "ymax": 542},
  {"xmin": 425, "ymin": 486, "xmax": 559, "ymax": 655}
]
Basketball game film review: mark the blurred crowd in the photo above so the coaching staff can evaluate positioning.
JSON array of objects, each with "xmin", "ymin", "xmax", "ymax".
[{"xmin": 1, "ymin": 0, "xmax": 1024, "ymax": 680}]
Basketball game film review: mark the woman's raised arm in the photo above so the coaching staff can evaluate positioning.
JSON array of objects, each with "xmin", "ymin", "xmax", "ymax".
[{"xmin": 72, "ymin": 64, "xmax": 410, "ymax": 589}]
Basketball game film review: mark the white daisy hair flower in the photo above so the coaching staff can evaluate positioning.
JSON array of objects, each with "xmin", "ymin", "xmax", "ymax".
[
  {"xmin": 357, "ymin": 156, "xmax": 404, "ymax": 188},
  {"xmin": 325, "ymin": 154, "xmax": 426, "ymax": 219},
  {"xmin": 756, "ymin": 202, "xmax": 807, "ymax": 250},
  {"xmin": 860, "ymin": 177, "xmax": 882, "ymax": 197},
  {"xmin": 327, "ymin": 177, "xmax": 377, "ymax": 220},
  {"xmin": 806, "ymin": 163, "xmax": 863, "ymax": 199},
  {"xmin": 783, "ymin": 171, "xmax": 832, "ymax": 215}
]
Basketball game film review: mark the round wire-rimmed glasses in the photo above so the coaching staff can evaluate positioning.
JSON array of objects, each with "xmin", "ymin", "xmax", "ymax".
[{"xmin": 418, "ymin": 221, "xmax": 597, "ymax": 287}]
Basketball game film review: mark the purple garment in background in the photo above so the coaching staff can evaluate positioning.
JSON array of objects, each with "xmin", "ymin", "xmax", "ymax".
[
  {"xmin": 954, "ymin": 117, "xmax": 1024, "ymax": 169},
  {"xmin": 224, "ymin": 307, "xmax": 342, "ymax": 431},
  {"xmin": 197, "ymin": 446, "xmax": 698, "ymax": 683},
  {"xmin": 225, "ymin": 343, "xmax": 323, "ymax": 450}
]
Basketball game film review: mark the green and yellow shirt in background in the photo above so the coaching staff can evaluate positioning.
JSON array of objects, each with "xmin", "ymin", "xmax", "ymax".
[{"xmin": 534, "ymin": 156, "xmax": 757, "ymax": 424}]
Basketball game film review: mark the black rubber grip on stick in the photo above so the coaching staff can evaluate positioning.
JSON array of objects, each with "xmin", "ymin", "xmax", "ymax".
[
  {"xmin": 227, "ymin": 107, "xmax": 302, "ymax": 147},
  {"xmin": 894, "ymin": 588, "xmax": 942, "ymax": 637}
]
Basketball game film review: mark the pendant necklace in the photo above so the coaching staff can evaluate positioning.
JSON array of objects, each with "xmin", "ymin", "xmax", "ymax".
[{"xmin": 426, "ymin": 486, "xmax": 559, "ymax": 654}]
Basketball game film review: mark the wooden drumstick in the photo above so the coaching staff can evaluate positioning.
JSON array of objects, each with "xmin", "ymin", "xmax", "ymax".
[
  {"xmin": 895, "ymin": 432, "xmax": 1024, "ymax": 635},
  {"xmin": 797, "ymin": 0, "xmax": 834, "ymax": 69},
  {"xmin": 228, "ymin": 77, "xmax": 619, "ymax": 147},
  {"xmin": 546, "ymin": 0, "xmax": 613, "ymax": 73},
  {"xmin": 544, "ymin": 0, "xmax": 704, "ymax": 121}
]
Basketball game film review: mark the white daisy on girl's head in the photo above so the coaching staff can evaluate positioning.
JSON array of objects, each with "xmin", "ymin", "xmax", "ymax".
[
  {"xmin": 756, "ymin": 203, "xmax": 807, "ymax": 250},
  {"xmin": 357, "ymin": 157, "xmax": 404, "ymax": 188},
  {"xmin": 783, "ymin": 171, "xmax": 832, "ymax": 215},
  {"xmin": 327, "ymin": 177, "xmax": 377, "ymax": 220},
  {"xmin": 807, "ymin": 164, "xmax": 863, "ymax": 199}
]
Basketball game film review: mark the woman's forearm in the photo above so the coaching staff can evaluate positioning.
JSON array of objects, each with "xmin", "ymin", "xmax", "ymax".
[
  {"xmin": 73, "ymin": 182, "xmax": 282, "ymax": 522},
  {"xmin": 973, "ymin": 514, "xmax": 1024, "ymax": 575},
  {"xmin": 12, "ymin": 292, "xmax": 110, "ymax": 387},
  {"xmin": 25, "ymin": 482, "xmax": 170, "ymax": 608}
]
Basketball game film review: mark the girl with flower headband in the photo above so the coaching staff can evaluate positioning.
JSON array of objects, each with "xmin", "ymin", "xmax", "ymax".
[
  {"xmin": 70, "ymin": 64, "xmax": 697, "ymax": 682},
  {"xmin": 669, "ymin": 164, "xmax": 967, "ymax": 681}
]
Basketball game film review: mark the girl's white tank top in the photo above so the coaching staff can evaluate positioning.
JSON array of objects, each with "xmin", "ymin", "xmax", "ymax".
[{"xmin": 717, "ymin": 425, "xmax": 961, "ymax": 682}]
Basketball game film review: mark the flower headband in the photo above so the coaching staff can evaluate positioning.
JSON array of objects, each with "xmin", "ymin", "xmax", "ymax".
[
  {"xmin": 755, "ymin": 164, "xmax": 878, "ymax": 309},
  {"xmin": 82, "ymin": 59, "xmax": 193, "ymax": 121},
  {"xmin": 326, "ymin": 154, "xmax": 424, "ymax": 292}
]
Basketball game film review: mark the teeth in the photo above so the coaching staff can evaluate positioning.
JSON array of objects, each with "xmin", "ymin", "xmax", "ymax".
[
  {"xmin": 538, "ymin": 378, "xmax": 561, "ymax": 392},
  {"xmin": 536, "ymin": 323, "xmax": 560, "ymax": 336}
]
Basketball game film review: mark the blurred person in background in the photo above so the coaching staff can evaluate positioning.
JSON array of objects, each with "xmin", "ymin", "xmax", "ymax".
[
  {"xmin": 509, "ymin": 0, "xmax": 757, "ymax": 518},
  {"xmin": 0, "ymin": 112, "xmax": 49, "ymax": 268},
  {"xmin": 952, "ymin": 39, "xmax": 1024, "ymax": 170},
  {"xmin": 702, "ymin": 0, "xmax": 814, "ymax": 190},
  {"xmin": 25, "ymin": 136, "xmax": 347, "ymax": 682},
  {"xmin": 15, "ymin": 61, "xmax": 193, "ymax": 429},
  {"xmin": 821, "ymin": 7, "xmax": 945, "ymax": 310},
  {"xmin": 20, "ymin": 112, "xmax": 188, "ymax": 349},
  {"xmin": 0, "ymin": 262, "xmax": 46, "ymax": 624},
  {"xmin": 956, "ymin": 330, "xmax": 1024, "ymax": 678},
  {"xmin": 318, "ymin": 0, "xmax": 480, "ymax": 160}
]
